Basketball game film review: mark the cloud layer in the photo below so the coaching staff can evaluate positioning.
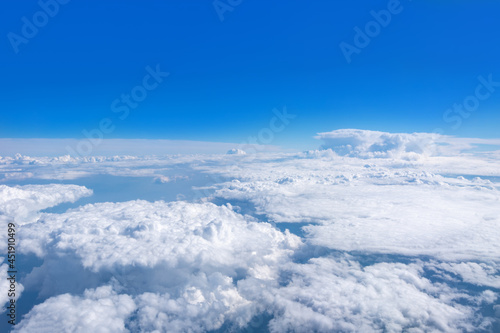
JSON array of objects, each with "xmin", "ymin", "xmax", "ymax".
[
  {"xmin": 1, "ymin": 130, "xmax": 499, "ymax": 332},
  {"xmin": 315, "ymin": 129, "xmax": 500, "ymax": 159}
]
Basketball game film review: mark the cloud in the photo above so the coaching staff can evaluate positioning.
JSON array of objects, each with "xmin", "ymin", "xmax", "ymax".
[
  {"xmin": 315, "ymin": 129, "xmax": 500, "ymax": 159},
  {"xmin": 429, "ymin": 261, "xmax": 500, "ymax": 289},
  {"xmin": 1, "ymin": 130, "xmax": 500, "ymax": 331},
  {"xmin": 0, "ymin": 152, "xmax": 230, "ymax": 181},
  {"xmin": 20, "ymin": 200, "xmax": 301, "ymax": 270},
  {"xmin": 300, "ymin": 181, "xmax": 500, "ymax": 261},
  {"xmin": 315, "ymin": 129, "xmax": 440, "ymax": 158},
  {"xmin": 0, "ymin": 184, "xmax": 92, "ymax": 225},
  {"xmin": 227, "ymin": 148, "xmax": 247, "ymax": 155},
  {"xmin": 131, "ymin": 273, "xmax": 254, "ymax": 332},
  {"xmin": 240, "ymin": 257, "xmax": 493, "ymax": 332},
  {"xmin": 13, "ymin": 286, "xmax": 135, "ymax": 333},
  {"xmin": 153, "ymin": 175, "xmax": 171, "ymax": 183},
  {"xmin": 205, "ymin": 152, "xmax": 500, "ymax": 263},
  {"xmin": 16, "ymin": 200, "xmax": 300, "ymax": 332}
]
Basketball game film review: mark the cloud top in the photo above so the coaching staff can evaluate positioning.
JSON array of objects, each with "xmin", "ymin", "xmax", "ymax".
[
  {"xmin": 315, "ymin": 129, "xmax": 440, "ymax": 158},
  {"xmin": 0, "ymin": 184, "xmax": 92, "ymax": 224}
]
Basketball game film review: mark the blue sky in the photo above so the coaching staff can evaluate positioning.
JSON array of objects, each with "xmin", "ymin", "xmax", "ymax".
[{"xmin": 1, "ymin": 0, "xmax": 499, "ymax": 149}]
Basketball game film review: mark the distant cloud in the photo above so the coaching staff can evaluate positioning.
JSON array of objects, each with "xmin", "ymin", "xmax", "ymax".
[
  {"xmin": 226, "ymin": 148, "xmax": 247, "ymax": 155},
  {"xmin": 315, "ymin": 129, "xmax": 500, "ymax": 158}
]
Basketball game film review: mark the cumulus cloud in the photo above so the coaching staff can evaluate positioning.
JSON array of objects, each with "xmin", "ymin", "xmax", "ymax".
[
  {"xmin": 131, "ymin": 273, "xmax": 254, "ymax": 332},
  {"xmin": 13, "ymin": 286, "xmax": 135, "ymax": 333},
  {"xmin": 153, "ymin": 175, "xmax": 171, "ymax": 183},
  {"xmin": 315, "ymin": 129, "xmax": 440, "ymax": 158},
  {"xmin": 314, "ymin": 129, "xmax": 500, "ymax": 159},
  {"xmin": 239, "ymin": 257, "xmax": 487, "ymax": 332},
  {"xmin": 21, "ymin": 201, "xmax": 300, "ymax": 271},
  {"xmin": 16, "ymin": 200, "xmax": 301, "ymax": 332},
  {"xmin": 227, "ymin": 148, "xmax": 247, "ymax": 155},
  {"xmin": 0, "ymin": 184, "xmax": 92, "ymax": 225}
]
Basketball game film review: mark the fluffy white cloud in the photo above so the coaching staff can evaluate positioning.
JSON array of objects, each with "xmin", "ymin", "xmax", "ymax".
[
  {"xmin": 17, "ymin": 200, "xmax": 300, "ymax": 332},
  {"xmin": 239, "ymin": 257, "xmax": 494, "ymax": 333},
  {"xmin": 20, "ymin": 200, "xmax": 301, "ymax": 271},
  {"xmin": 13, "ymin": 286, "xmax": 135, "ymax": 333},
  {"xmin": 315, "ymin": 129, "xmax": 500, "ymax": 159},
  {"xmin": 131, "ymin": 272, "xmax": 254, "ymax": 332},
  {"xmin": 0, "ymin": 184, "xmax": 92, "ymax": 224},
  {"xmin": 315, "ymin": 129, "xmax": 440, "ymax": 158},
  {"xmin": 227, "ymin": 148, "xmax": 247, "ymax": 155},
  {"xmin": 17, "ymin": 278, "xmax": 253, "ymax": 333},
  {"xmin": 206, "ymin": 152, "xmax": 500, "ymax": 262}
]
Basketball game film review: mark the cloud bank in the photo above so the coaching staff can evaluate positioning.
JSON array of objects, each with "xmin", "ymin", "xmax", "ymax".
[
  {"xmin": 1, "ymin": 129, "xmax": 499, "ymax": 332},
  {"xmin": 315, "ymin": 129, "xmax": 500, "ymax": 158}
]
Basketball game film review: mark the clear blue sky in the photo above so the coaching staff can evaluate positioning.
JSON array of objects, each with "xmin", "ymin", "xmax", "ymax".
[{"xmin": 1, "ymin": 0, "xmax": 499, "ymax": 149}]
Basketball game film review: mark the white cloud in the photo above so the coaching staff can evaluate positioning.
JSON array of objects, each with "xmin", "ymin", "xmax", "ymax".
[
  {"xmin": 315, "ymin": 129, "xmax": 440, "ymax": 158},
  {"xmin": 131, "ymin": 273, "xmax": 254, "ymax": 332},
  {"xmin": 299, "ymin": 181, "xmax": 500, "ymax": 261},
  {"xmin": 13, "ymin": 286, "xmax": 135, "ymax": 333},
  {"xmin": 315, "ymin": 129, "xmax": 500, "ymax": 159},
  {"xmin": 240, "ymin": 257, "xmax": 491, "ymax": 333},
  {"xmin": 153, "ymin": 175, "xmax": 171, "ymax": 183},
  {"xmin": 20, "ymin": 200, "xmax": 301, "ymax": 271},
  {"xmin": 429, "ymin": 261, "xmax": 500, "ymax": 289},
  {"xmin": 205, "ymin": 152, "xmax": 500, "ymax": 262},
  {"xmin": 227, "ymin": 148, "xmax": 247, "ymax": 155},
  {"xmin": 0, "ymin": 184, "xmax": 92, "ymax": 225},
  {"xmin": 17, "ymin": 200, "xmax": 300, "ymax": 331}
]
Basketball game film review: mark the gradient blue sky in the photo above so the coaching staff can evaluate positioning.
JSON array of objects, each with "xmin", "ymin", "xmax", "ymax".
[{"xmin": 1, "ymin": 0, "xmax": 499, "ymax": 149}]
